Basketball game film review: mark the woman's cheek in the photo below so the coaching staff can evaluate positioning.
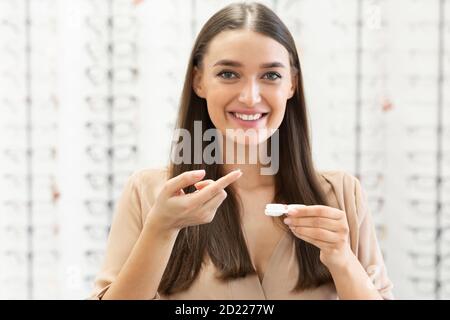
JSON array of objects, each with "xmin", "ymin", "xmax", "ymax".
[
  {"xmin": 267, "ymin": 93, "xmax": 286, "ymax": 113},
  {"xmin": 206, "ymin": 96, "xmax": 228, "ymax": 129}
]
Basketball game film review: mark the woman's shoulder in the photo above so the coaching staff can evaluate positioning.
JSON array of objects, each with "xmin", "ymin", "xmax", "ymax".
[
  {"xmin": 125, "ymin": 165, "xmax": 170, "ymax": 201},
  {"xmin": 121, "ymin": 166, "xmax": 170, "ymax": 219},
  {"xmin": 317, "ymin": 169, "xmax": 361, "ymax": 191},
  {"xmin": 130, "ymin": 165, "xmax": 170, "ymax": 184},
  {"xmin": 316, "ymin": 169, "xmax": 366, "ymax": 220}
]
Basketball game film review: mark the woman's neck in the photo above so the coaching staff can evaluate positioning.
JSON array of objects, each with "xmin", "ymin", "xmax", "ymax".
[
  {"xmin": 221, "ymin": 138, "xmax": 275, "ymax": 191},
  {"xmin": 223, "ymin": 163, "xmax": 274, "ymax": 191}
]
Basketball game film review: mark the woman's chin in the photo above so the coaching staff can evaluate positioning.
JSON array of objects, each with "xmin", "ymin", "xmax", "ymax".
[{"xmin": 224, "ymin": 132, "xmax": 270, "ymax": 146}]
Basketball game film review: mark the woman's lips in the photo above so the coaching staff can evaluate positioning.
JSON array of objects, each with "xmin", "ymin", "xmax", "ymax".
[{"xmin": 227, "ymin": 112, "xmax": 269, "ymax": 129}]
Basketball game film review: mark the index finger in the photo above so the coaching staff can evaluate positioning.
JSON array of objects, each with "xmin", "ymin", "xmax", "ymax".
[
  {"xmin": 287, "ymin": 205, "xmax": 342, "ymax": 220},
  {"xmin": 186, "ymin": 169, "xmax": 242, "ymax": 204}
]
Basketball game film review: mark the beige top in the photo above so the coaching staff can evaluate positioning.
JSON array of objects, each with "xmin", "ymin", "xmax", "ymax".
[{"xmin": 90, "ymin": 167, "xmax": 394, "ymax": 300}]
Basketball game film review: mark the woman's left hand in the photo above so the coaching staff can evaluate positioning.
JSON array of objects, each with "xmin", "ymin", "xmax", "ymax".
[{"xmin": 283, "ymin": 205, "xmax": 354, "ymax": 270}]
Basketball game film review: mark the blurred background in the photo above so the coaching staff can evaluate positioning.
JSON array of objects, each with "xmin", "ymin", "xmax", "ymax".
[{"xmin": 0, "ymin": 0, "xmax": 448, "ymax": 299}]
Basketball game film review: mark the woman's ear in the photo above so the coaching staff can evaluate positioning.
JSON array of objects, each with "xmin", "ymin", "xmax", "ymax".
[
  {"xmin": 193, "ymin": 66, "xmax": 205, "ymax": 98},
  {"xmin": 288, "ymin": 74, "xmax": 297, "ymax": 99}
]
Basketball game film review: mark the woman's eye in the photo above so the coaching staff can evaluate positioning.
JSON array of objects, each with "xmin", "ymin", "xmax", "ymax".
[
  {"xmin": 216, "ymin": 71, "xmax": 281, "ymax": 81},
  {"xmin": 263, "ymin": 72, "xmax": 282, "ymax": 81},
  {"xmin": 217, "ymin": 71, "xmax": 238, "ymax": 80}
]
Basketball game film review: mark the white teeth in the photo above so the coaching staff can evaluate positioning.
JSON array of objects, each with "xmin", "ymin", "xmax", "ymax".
[{"xmin": 234, "ymin": 113, "xmax": 263, "ymax": 121}]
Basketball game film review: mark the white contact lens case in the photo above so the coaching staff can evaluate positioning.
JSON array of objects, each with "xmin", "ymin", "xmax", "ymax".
[
  {"xmin": 264, "ymin": 204, "xmax": 287, "ymax": 216},
  {"xmin": 264, "ymin": 203, "xmax": 306, "ymax": 216}
]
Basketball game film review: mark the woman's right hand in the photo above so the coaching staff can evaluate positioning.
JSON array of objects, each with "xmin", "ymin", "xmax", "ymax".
[{"xmin": 144, "ymin": 169, "xmax": 243, "ymax": 233}]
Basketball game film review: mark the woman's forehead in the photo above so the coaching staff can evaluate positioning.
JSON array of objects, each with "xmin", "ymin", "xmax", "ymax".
[{"xmin": 204, "ymin": 30, "xmax": 291, "ymax": 68}]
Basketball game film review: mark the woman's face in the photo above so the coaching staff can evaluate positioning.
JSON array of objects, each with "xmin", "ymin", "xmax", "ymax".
[{"xmin": 193, "ymin": 29, "xmax": 296, "ymax": 145}]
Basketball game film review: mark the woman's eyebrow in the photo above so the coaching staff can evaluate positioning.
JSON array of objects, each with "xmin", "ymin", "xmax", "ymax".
[
  {"xmin": 260, "ymin": 61, "xmax": 285, "ymax": 68},
  {"xmin": 213, "ymin": 59, "xmax": 286, "ymax": 68}
]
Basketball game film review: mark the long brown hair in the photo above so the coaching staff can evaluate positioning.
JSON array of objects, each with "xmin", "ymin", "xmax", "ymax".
[{"xmin": 159, "ymin": 2, "xmax": 333, "ymax": 295}]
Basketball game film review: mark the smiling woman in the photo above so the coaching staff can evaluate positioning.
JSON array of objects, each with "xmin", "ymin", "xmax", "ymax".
[
  {"xmin": 90, "ymin": 2, "xmax": 393, "ymax": 300},
  {"xmin": 192, "ymin": 27, "xmax": 296, "ymax": 141}
]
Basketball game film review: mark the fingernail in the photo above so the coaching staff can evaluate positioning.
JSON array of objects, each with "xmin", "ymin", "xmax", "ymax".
[
  {"xmin": 283, "ymin": 218, "xmax": 291, "ymax": 225},
  {"xmin": 193, "ymin": 169, "xmax": 205, "ymax": 176},
  {"xmin": 233, "ymin": 169, "xmax": 242, "ymax": 176}
]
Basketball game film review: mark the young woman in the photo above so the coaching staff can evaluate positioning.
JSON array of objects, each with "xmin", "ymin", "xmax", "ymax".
[{"xmin": 91, "ymin": 2, "xmax": 393, "ymax": 300}]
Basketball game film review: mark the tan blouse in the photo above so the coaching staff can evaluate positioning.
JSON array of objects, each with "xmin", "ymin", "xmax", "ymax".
[{"xmin": 90, "ymin": 167, "xmax": 394, "ymax": 300}]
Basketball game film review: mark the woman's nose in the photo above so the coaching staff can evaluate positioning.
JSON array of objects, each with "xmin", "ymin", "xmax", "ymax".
[{"xmin": 238, "ymin": 79, "xmax": 261, "ymax": 106}]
